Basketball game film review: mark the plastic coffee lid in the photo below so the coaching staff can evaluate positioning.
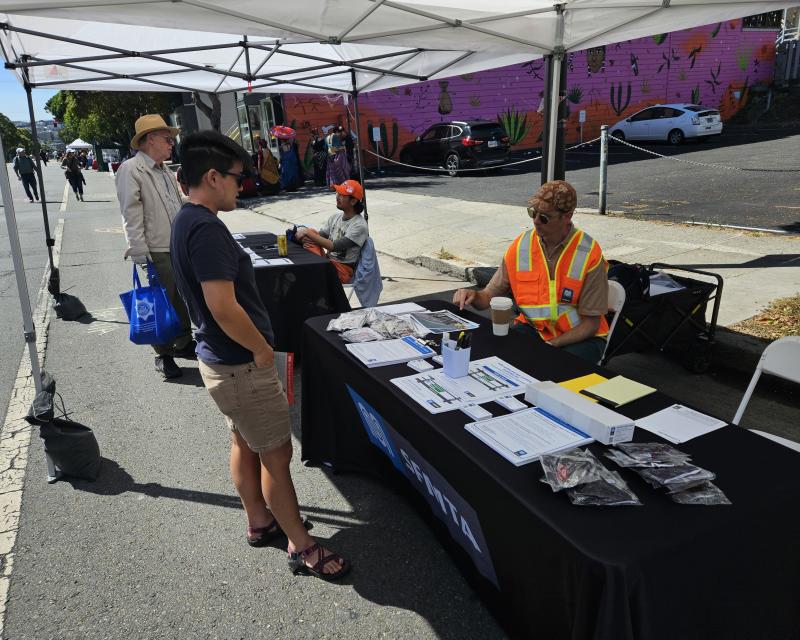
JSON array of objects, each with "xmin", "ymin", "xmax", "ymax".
[{"xmin": 490, "ymin": 296, "xmax": 513, "ymax": 309}]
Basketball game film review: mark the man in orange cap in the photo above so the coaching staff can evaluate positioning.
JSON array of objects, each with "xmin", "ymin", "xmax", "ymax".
[
  {"xmin": 295, "ymin": 179, "xmax": 369, "ymax": 284},
  {"xmin": 453, "ymin": 180, "xmax": 610, "ymax": 362}
]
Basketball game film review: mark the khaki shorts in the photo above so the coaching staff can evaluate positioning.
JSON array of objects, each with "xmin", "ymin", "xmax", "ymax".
[{"xmin": 198, "ymin": 360, "xmax": 291, "ymax": 454}]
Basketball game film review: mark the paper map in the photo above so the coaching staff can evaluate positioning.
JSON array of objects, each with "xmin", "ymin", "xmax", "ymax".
[{"xmin": 391, "ymin": 356, "xmax": 537, "ymax": 414}]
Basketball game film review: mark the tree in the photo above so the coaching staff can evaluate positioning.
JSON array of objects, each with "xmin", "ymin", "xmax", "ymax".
[
  {"xmin": 0, "ymin": 112, "xmax": 33, "ymax": 159},
  {"xmin": 192, "ymin": 92, "xmax": 221, "ymax": 131},
  {"xmin": 45, "ymin": 91, "xmax": 181, "ymax": 147}
]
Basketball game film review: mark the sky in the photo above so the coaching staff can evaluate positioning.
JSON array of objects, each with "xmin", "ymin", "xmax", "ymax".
[{"xmin": 0, "ymin": 67, "xmax": 58, "ymax": 123}]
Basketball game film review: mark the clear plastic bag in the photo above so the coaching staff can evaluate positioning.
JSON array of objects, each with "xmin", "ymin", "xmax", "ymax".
[
  {"xmin": 567, "ymin": 467, "xmax": 642, "ymax": 506},
  {"xmin": 540, "ymin": 448, "xmax": 605, "ymax": 492},
  {"xmin": 341, "ymin": 327, "xmax": 385, "ymax": 343},
  {"xmin": 670, "ymin": 481, "xmax": 731, "ymax": 505},
  {"xmin": 327, "ymin": 310, "xmax": 369, "ymax": 332},
  {"xmin": 636, "ymin": 464, "xmax": 715, "ymax": 490},
  {"xmin": 613, "ymin": 442, "xmax": 692, "ymax": 467}
]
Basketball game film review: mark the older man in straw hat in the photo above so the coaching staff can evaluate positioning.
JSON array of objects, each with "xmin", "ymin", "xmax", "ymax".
[
  {"xmin": 116, "ymin": 114, "xmax": 194, "ymax": 379},
  {"xmin": 453, "ymin": 180, "xmax": 610, "ymax": 363}
]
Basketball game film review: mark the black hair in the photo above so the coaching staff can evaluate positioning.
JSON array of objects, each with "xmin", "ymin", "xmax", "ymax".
[
  {"xmin": 178, "ymin": 130, "xmax": 253, "ymax": 188},
  {"xmin": 353, "ymin": 200, "xmax": 364, "ymax": 214}
]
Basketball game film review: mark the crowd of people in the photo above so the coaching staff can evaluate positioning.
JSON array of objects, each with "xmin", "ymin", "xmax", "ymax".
[{"xmin": 251, "ymin": 125, "xmax": 357, "ymax": 198}]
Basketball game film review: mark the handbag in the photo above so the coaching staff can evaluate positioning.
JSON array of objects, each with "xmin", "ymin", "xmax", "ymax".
[
  {"xmin": 25, "ymin": 372, "xmax": 101, "ymax": 481},
  {"xmin": 119, "ymin": 262, "xmax": 182, "ymax": 345}
]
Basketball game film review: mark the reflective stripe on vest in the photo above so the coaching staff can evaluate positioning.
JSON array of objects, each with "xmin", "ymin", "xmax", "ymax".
[{"xmin": 566, "ymin": 232, "xmax": 595, "ymax": 281}]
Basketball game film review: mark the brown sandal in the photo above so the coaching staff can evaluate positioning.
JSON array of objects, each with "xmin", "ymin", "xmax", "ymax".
[{"xmin": 288, "ymin": 543, "xmax": 350, "ymax": 582}]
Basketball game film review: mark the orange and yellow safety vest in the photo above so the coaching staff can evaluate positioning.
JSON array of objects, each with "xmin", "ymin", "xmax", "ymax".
[{"xmin": 504, "ymin": 228, "xmax": 609, "ymax": 342}]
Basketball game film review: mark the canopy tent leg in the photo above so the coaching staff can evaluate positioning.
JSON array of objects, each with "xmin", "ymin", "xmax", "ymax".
[
  {"xmin": 0, "ymin": 131, "xmax": 60, "ymax": 483},
  {"xmin": 23, "ymin": 77, "xmax": 60, "ymax": 296},
  {"xmin": 351, "ymin": 70, "xmax": 368, "ymax": 221},
  {"xmin": 544, "ymin": 52, "xmax": 564, "ymax": 183}
]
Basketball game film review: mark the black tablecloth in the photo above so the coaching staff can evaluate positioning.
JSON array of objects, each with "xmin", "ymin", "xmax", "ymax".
[
  {"xmin": 241, "ymin": 232, "xmax": 350, "ymax": 354},
  {"xmin": 301, "ymin": 300, "xmax": 800, "ymax": 640}
]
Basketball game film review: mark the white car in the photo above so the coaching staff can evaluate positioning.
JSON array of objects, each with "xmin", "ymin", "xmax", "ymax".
[{"xmin": 610, "ymin": 103, "xmax": 723, "ymax": 145}]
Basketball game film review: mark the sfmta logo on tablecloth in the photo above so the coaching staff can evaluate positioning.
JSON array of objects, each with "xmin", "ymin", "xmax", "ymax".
[{"xmin": 346, "ymin": 385, "xmax": 499, "ymax": 587}]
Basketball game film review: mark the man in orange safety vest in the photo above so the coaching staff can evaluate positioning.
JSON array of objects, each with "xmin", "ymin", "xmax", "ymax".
[{"xmin": 453, "ymin": 180, "xmax": 609, "ymax": 362}]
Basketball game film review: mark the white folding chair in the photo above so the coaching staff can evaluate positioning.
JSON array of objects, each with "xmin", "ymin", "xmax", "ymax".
[
  {"xmin": 599, "ymin": 280, "xmax": 626, "ymax": 365},
  {"xmin": 732, "ymin": 335, "xmax": 800, "ymax": 452}
]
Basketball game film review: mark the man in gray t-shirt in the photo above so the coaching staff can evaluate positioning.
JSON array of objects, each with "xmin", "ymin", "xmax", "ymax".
[{"xmin": 295, "ymin": 179, "xmax": 368, "ymax": 283}]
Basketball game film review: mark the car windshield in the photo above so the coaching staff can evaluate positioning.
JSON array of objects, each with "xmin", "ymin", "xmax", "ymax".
[
  {"xmin": 683, "ymin": 105, "xmax": 704, "ymax": 112},
  {"xmin": 468, "ymin": 124, "xmax": 506, "ymax": 139}
]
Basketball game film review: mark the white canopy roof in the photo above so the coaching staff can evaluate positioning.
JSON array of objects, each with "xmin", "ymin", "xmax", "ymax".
[
  {"xmin": 1, "ymin": 1, "xmax": 794, "ymax": 94},
  {"xmin": 66, "ymin": 138, "xmax": 92, "ymax": 149}
]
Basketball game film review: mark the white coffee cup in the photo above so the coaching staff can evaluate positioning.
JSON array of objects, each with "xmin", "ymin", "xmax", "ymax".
[{"xmin": 489, "ymin": 296, "xmax": 514, "ymax": 336}]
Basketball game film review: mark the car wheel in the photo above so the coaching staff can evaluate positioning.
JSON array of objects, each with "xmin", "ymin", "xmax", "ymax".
[
  {"xmin": 611, "ymin": 130, "xmax": 625, "ymax": 141},
  {"xmin": 445, "ymin": 152, "xmax": 460, "ymax": 177},
  {"xmin": 668, "ymin": 129, "xmax": 684, "ymax": 145}
]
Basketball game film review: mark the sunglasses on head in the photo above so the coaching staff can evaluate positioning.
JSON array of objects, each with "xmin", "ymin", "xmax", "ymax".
[
  {"xmin": 221, "ymin": 170, "xmax": 247, "ymax": 186},
  {"xmin": 527, "ymin": 206, "xmax": 553, "ymax": 224}
]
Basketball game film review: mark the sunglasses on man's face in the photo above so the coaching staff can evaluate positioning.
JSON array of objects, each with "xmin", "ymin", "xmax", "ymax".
[
  {"xmin": 221, "ymin": 170, "xmax": 247, "ymax": 187},
  {"xmin": 527, "ymin": 206, "xmax": 552, "ymax": 224},
  {"xmin": 155, "ymin": 134, "xmax": 175, "ymax": 145}
]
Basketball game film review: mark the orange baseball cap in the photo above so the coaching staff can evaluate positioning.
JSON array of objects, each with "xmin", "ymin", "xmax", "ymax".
[{"xmin": 332, "ymin": 179, "xmax": 364, "ymax": 202}]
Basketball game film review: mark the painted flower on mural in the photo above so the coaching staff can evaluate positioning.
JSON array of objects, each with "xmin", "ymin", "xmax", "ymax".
[
  {"xmin": 567, "ymin": 87, "xmax": 583, "ymax": 104},
  {"xmin": 469, "ymin": 96, "xmax": 481, "ymax": 107}
]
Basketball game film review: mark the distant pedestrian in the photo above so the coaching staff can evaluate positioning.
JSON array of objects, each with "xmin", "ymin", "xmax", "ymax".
[
  {"xmin": 61, "ymin": 150, "xmax": 85, "ymax": 201},
  {"xmin": 115, "ymin": 114, "xmax": 194, "ymax": 380},
  {"xmin": 171, "ymin": 129, "xmax": 349, "ymax": 581},
  {"xmin": 12, "ymin": 148, "xmax": 39, "ymax": 203},
  {"xmin": 39, "ymin": 150, "xmax": 49, "ymax": 166},
  {"xmin": 310, "ymin": 128, "xmax": 327, "ymax": 187},
  {"xmin": 325, "ymin": 126, "xmax": 350, "ymax": 187},
  {"xmin": 279, "ymin": 140, "xmax": 303, "ymax": 192},
  {"xmin": 256, "ymin": 138, "xmax": 280, "ymax": 196}
]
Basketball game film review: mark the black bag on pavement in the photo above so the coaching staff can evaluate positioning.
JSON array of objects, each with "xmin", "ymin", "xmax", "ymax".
[
  {"xmin": 25, "ymin": 371, "xmax": 101, "ymax": 481},
  {"xmin": 608, "ymin": 261, "xmax": 650, "ymax": 301},
  {"xmin": 52, "ymin": 292, "xmax": 88, "ymax": 321}
]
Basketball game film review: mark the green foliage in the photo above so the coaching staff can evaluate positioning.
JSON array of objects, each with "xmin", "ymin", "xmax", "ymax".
[
  {"xmin": 0, "ymin": 112, "xmax": 32, "ymax": 157},
  {"xmin": 735, "ymin": 46, "xmax": 752, "ymax": 71},
  {"xmin": 691, "ymin": 85, "xmax": 701, "ymax": 104},
  {"xmin": 367, "ymin": 120, "xmax": 399, "ymax": 158},
  {"xmin": 302, "ymin": 139, "xmax": 314, "ymax": 173},
  {"xmin": 45, "ymin": 90, "xmax": 181, "ymax": 147},
  {"xmin": 711, "ymin": 23, "xmax": 722, "ymax": 38},
  {"xmin": 610, "ymin": 82, "xmax": 632, "ymax": 116},
  {"xmin": 567, "ymin": 87, "xmax": 583, "ymax": 105},
  {"xmin": 652, "ymin": 34, "xmax": 667, "ymax": 45},
  {"xmin": 496, "ymin": 106, "xmax": 529, "ymax": 145}
]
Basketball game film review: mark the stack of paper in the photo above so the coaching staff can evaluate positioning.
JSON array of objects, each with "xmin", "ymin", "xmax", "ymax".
[
  {"xmin": 465, "ymin": 408, "xmax": 593, "ymax": 466},
  {"xmin": 345, "ymin": 336, "xmax": 435, "ymax": 368},
  {"xmin": 580, "ymin": 376, "xmax": 656, "ymax": 408},
  {"xmin": 635, "ymin": 404, "xmax": 727, "ymax": 444},
  {"xmin": 558, "ymin": 373, "xmax": 608, "ymax": 402}
]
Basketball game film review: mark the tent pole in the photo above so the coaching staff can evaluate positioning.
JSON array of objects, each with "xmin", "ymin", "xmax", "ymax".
[
  {"xmin": 0, "ymin": 131, "xmax": 59, "ymax": 482},
  {"xmin": 545, "ymin": 53, "xmax": 563, "ymax": 183},
  {"xmin": 554, "ymin": 55, "xmax": 568, "ymax": 180},
  {"xmin": 540, "ymin": 54, "xmax": 553, "ymax": 185},
  {"xmin": 351, "ymin": 69, "xmax": 368, "ymax": 221},
  {"xmin": 23, "ymin": 73, "xmax": 59, "ymax": 294}
]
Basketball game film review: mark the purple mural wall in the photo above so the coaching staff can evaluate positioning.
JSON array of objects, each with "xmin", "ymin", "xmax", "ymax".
[{"xmin": 283, "ymin": 19, "xmax": 778, "ymax": 167}]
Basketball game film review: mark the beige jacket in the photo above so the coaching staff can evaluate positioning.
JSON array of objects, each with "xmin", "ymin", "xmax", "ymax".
[{"xmin": 116, "ymin": 152, "xmax": 184, "ymax": 257}]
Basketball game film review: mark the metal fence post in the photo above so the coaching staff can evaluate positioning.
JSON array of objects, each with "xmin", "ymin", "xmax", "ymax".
[{"xmin": 598, "ymin": 124, "xmax": 608, "ymax": 215}]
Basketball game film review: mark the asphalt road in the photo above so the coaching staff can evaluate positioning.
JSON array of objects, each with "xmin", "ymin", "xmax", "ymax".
[
  {"xmin": 0, "ymin": 162, "xmax": 63, "ymax": 426},
  {"xmin": 365, "ymin": 124, "xmax": 800, "ymax": 233}
]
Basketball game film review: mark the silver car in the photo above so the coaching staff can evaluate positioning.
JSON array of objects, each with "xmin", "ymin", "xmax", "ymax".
[{"xmin": 611, "ymin": 103, "xmax": 723, "ymax": 145}]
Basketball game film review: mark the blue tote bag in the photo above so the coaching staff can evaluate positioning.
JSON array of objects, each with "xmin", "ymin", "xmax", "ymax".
[{"xmin": 119, "ymin": 263, "xmax": 182, "ymax": 345}]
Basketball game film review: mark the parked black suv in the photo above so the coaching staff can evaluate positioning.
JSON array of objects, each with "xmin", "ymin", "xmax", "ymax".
[{"xmin": 398, "ymin": 120, "xmax": 510, "ymax": 176}]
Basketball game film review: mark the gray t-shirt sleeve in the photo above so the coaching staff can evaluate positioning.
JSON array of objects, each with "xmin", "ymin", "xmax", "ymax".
[{"xmin": 344, "ymin": 216, "xmax": 368, "ymax": 247}]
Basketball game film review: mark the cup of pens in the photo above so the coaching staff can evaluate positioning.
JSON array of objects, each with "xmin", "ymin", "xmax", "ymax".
[{"xmin": 442, "ymin": 331, "xmax": 471, "ymax": 378}]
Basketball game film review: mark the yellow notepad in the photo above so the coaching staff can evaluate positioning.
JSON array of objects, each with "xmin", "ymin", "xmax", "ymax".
[
  {"xmin": 558, "ymin": 373, "xmax": 609, "ymax": 402},
  {"xmin": 581, "ymin": 375, "xmax": 656, "ymax": 408}
]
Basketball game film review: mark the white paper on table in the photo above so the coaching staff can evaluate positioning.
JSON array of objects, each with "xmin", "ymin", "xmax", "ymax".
[
  {"xmin": 252, "ymin": 258, "xmax": 269, "ymax": 266},
  {"xmin": 635, "ymin": 404, "xmax": 727, "ymax": 444},
  {"xmin": 375, "ymin": 302, "xmax": 427, "ymax": 315},
  {"xmin": 465, "ymin": 407, "xmax": 593, "ymax": 466},
  {"xmin": 346, "ymin": 336, "xmax": 435, "ymax": 367},
  {"xmin": 391, "ymin": 356, "xmax": 537, "ymax": 414}
]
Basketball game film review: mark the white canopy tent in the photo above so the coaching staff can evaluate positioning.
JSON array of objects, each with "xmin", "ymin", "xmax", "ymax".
[
  {"xmin": 66, "ymin": 138, "xmax": 92, "ymax": 149},
  {"xmin": 1, "ymin": 0, "xmax": 794, "ymax": 482}
]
